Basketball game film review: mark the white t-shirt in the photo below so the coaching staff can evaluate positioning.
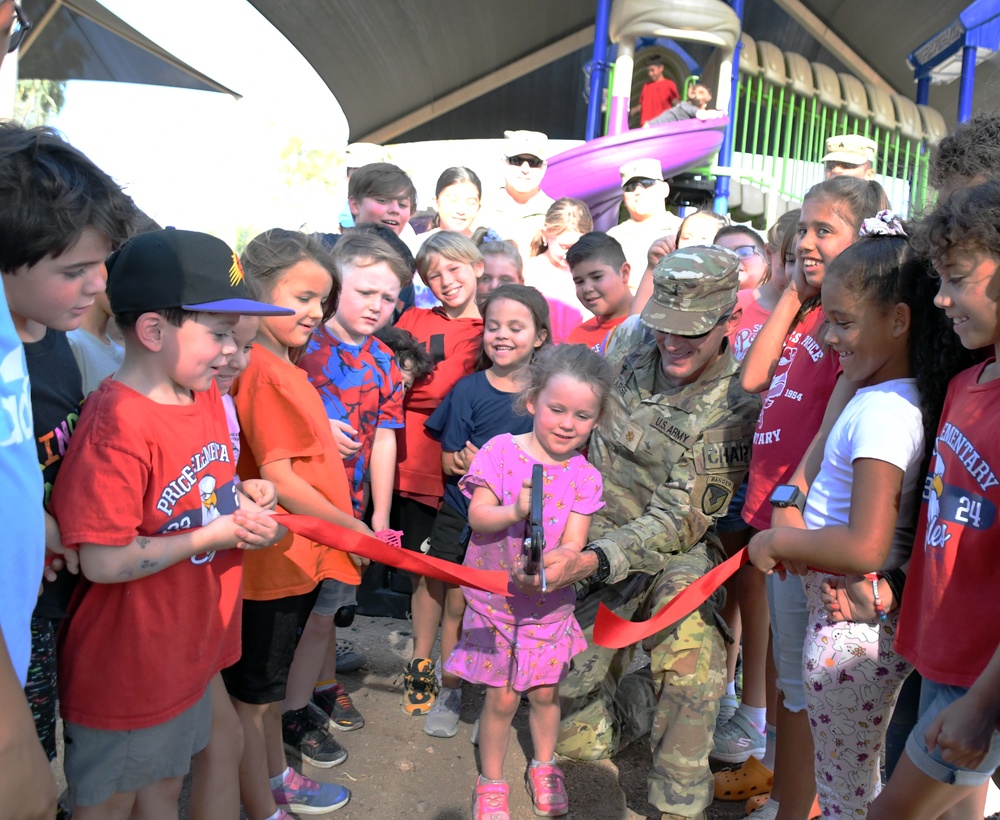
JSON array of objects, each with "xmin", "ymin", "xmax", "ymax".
[
  {"xmin": 608, "ymin": 211, "xmax": 682, "ymax": 295},
  {"xmin": 67, "ymin": 327, "xmax": 124, "ymax": 396},
  {"xmin": 804, "ymin": 378, "xmax": 924, "ymax": 570}
]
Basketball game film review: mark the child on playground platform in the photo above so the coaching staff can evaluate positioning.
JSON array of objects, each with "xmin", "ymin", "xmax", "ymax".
[
  {"xmin": 451, "ymin": 344, "xmax": 613, "ymax": 820},
  {"xmin": 224, "ymin": 229, "xmax": 370, "ymax": 819},
  {"xmin": 566, "ymin": 232, "xmax": 633, "ymax": 353},
  {"xmin": 420, "ymin": 284, "xmax": 551, "ymax": 739},
  {"xmin": 748, "ymin": 214, "xmax": 969, "ymax": 817},
  {"xmin": 394, "ymin": 231, "xmax": 485, "ymax": 716},
  {"xmin": 866, "ymin": 180, "xmax": 1000, "ymax": 820},
  {"xmin": 48, "ymin": 229, "xmax": 288, "ymax": 819},
  {"xmin": 285, "ymin": 232, "xmax": 410, "ymax": 734}
]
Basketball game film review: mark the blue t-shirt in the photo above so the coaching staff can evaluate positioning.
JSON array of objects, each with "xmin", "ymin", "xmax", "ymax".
[
  {"xmin": 425, "ymin": 370, "xmax": 533, "ymax": 516},
  {"xmin": 0, "ymin": 298, "xmax": 45, "ymax": 685}
]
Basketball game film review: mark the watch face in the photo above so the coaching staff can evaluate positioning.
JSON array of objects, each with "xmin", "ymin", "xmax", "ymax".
[{"xmin": 771, "ymin": 485, "xmax": 799, "ymax": 505}]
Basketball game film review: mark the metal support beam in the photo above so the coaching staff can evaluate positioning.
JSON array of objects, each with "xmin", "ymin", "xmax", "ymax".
[{"xmin": 359, "ymin": 26, "xmax": 596, "ymax": 144}]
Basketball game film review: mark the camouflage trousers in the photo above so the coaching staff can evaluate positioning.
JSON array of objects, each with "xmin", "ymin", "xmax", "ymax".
[{"xmin": 556, "ymin": 543, "xmax": 727, "ymax": 819}]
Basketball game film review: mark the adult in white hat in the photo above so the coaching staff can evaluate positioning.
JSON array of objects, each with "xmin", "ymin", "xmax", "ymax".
[{"xmin": 608, "ymin": 159, "xmax": 682, "ymax": 295}]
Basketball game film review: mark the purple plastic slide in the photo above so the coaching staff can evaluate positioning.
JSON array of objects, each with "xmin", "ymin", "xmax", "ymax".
[{"xmin": 540, "ymin": 116, "xmax": 728, "ymax": 230}]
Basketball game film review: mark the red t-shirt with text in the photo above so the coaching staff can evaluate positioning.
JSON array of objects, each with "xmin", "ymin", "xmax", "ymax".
[
  {"xmin": 51, "ymin": 381, "xmax": 242, "ymax": 730},
  {"xmin": 895, "ymin": 362, "xmax": 1000, "ymax": 687},
  {"xmin": 742, "ymin": 308, "xmax": 841, "ymax": 530},
  {"xmin": 394, "ymin": 307, "xmax": 483, "ymax": 507}
]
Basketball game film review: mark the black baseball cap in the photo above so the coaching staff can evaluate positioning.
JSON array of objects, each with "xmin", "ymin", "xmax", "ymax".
[{"xmin": 107, "ymin": 228, "xmax": 294, "ymax": 316}]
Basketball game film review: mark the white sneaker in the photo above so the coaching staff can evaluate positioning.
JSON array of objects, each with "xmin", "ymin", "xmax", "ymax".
[{"xmin": 424, "ymin": 685, "xmax": 462, "ymax": 738}]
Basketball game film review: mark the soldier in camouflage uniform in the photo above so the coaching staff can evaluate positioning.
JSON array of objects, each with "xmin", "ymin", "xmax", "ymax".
[{"xmin": 523, "ymin": 247, "xmax": 760, "ymax": 819}]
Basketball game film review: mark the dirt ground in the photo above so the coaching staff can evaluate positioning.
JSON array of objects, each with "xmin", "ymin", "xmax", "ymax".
[{"xmin": 226, "ymin": 614, "xmax": 745, "ymax": 819}]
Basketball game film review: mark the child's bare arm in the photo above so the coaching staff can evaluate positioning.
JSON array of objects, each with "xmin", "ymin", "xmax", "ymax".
[
  {"xmin": 368, "ymin": 426, "xmax": 396, "ymax": 533},
  {"xmin": 467, "ymin": 483, "xmax": 529, "ymax": 534},
  {"xmin": 557, "ymin": 511, "xmax": 592, "ymax": 553},
  {"xmin": 79, "ymin": 504, "xmax": 283, "ymax": 583},
  {"xmin": 260, "ymin": 457, "xmax": 371, "ymax": 536}
]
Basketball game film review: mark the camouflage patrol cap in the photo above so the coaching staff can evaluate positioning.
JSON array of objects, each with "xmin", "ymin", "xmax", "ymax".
[{"xmin": 640, "ymin": 245, "xmax": 740, "ymax": 335}]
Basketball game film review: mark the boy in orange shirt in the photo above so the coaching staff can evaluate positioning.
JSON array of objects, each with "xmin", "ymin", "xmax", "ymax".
[{"xmin": 566, "ymin": 232, "xmax": 633, "ymax": 354}]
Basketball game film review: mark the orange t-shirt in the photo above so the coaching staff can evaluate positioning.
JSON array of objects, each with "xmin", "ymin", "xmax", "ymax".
[
  {"xmin": 394, "ymin": 307, "xmax": 483, "ymax": 507},
  {"xmin": 567, "ymin": 315, "xmax": 626, "ymax": 354},
  {"xmin": 232, "ymin": 345, "xmax": 360, "ymax": 600}
]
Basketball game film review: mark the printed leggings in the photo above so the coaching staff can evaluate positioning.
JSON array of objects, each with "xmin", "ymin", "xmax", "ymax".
[{"xmin": 802, "ymin": 572, "xmax": 913, "ymax": 818}]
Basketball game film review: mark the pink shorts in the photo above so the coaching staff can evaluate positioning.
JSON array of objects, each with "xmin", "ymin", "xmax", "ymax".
[{"xmin": 444, "ymin": 605, "xmax": 588, "ymax": 691}]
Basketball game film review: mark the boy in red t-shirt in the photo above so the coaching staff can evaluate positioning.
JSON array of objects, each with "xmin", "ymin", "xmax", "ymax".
[
  {"xmin": 566, "ymin": 232, "xmax": 632, "ymax": 354},
  {"xmin": 49, "ymin": 229, "xmax": 290, "ymax": 818},
  {"xmin": 394, "ymin": 231, "xmax": 484, "ymax": 715}
]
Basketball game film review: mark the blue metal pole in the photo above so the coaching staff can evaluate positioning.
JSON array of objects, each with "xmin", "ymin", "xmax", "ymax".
[
  {"xmin": 958, "ymin": 44, "xmax": 977, "ymax": 123},
  {"xmin": 586, "ymin": 0, "xmax": 613, "ymax": 140},
  {"xmin": 916, "ymin": 76, "xmax": 930, "ymax": 106},
  {"xmin": 714, "ymin": 0, "xmax": 744, "ymax": 214}
]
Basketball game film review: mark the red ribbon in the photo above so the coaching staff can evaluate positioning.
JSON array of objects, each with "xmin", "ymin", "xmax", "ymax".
[
  {"xmin": 274, "ymin": 513, "xmax": 511, "ymax": 596},
  {"xmin": 592, "ymin": 547, "xmax": 750, "ymax": 649},
  {"xmin": 277, "ymin": 513, "xmax": 762, "ymax": 651}
]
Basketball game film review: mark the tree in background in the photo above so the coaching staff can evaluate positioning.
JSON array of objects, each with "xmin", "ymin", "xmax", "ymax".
[{"xmin": 14, "ymin": 79, "xmax": 66, "ymax": 127}]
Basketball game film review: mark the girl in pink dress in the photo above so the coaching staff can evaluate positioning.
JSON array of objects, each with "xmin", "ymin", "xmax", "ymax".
[{"xmin": 445, "ymin": 344, "xmax": 614, "ymax": 820}]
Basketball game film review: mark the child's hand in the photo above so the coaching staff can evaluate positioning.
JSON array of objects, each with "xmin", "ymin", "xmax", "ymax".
[
  {"xmin": 513, "ymin": 478, "xmax": 532, "ymax": 521},
  {"xmin": 646, "ymin": 236, "xmax": 676, "ymax": 270},
  {"xmin": 787, "ymin": 258, "xmax": 820, "ymax": 300},
  {"xmin": 371, "ymin": 511, "xmax": 390, "ymax": 534},
  {"xmin": 330, "ymin": 419, "xmax": 363, "ymax": 459},
  {"xmin": 239, "ymin": 479, "xmax": 278, "ymax": 510},
  {"xmin": 925, "ymin": 690, "xmax": 999, "ymax": 768},
  {"xmin": 42, "ymin": 511, "xmax": 79, "ymax": 583},
  {"xmin": 747, "ymin": 529, "xmax": 781, "ymax": 575},
  {"xmin": 820, "ymin": 574, "xmax": 894, "ymax": 622},
  {"xmin": 453, "ymin": 441, "xmax": 480, "ymax": 474},
  {"xmin": 230, "ymin": 508, "xmax": 286, "ymax": 550}
]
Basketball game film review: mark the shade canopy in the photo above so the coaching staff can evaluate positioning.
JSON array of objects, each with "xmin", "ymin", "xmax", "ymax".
[
  {"xmin": 18, "ymin": 0, "xmax": 239, "ymax": 96},
  {"xmin": 248, "ymin": 0, "xmax": 997, "ymax": 142}
]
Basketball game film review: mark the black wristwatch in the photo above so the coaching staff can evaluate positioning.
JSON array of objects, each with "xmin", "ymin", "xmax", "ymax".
[
  {"xmin": 769, "ymin": 484, "xmax": 807, "ymax": 514},
  {"xmin": 583, "ymin": 545, "xmax": 611, "ymax": 583}
]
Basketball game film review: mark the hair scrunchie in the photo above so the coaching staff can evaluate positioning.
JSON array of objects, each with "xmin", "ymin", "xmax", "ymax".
[{"xmin": 859, "ymin": 209, "xmax": 907, "ymax": 238}]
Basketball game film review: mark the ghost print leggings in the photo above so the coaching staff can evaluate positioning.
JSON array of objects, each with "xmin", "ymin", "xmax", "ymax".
[{"xmin": 802, "ymin": 572, "xmax": 913, "ymax": 818}]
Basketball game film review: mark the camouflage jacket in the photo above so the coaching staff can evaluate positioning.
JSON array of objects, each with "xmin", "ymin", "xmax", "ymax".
[{"xmin": 587, "ymin": 328, "xmax": 760, "ymax": 584}]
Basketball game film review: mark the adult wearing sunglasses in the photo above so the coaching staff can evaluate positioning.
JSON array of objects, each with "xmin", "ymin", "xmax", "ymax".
[
  {"xmin": 480, "ymin": 130, "xmax": 554, "ymax": 257},
  {"xmin": 608, "ymin": 159, "xmax": 682, "ymax": 295}
]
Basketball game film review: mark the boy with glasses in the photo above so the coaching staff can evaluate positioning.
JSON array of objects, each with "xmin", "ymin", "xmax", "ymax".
[{"xmin": 715, "ymin": 224, "xmax": 769, "ymax": 291}]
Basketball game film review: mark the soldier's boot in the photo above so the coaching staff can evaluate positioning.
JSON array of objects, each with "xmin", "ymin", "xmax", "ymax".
[{"xmin": 613, "ymin": 664, "xmax": 657, "ymax": 751}]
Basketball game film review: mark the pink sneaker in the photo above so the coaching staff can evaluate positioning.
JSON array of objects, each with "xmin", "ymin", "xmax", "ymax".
[
  {"xmin": 472, "ymin": 776, "xmax": 510, "ymax": 820},
  {"xmin": 525, "ymin": 764, "xmax": 568, "ymax": 816}
]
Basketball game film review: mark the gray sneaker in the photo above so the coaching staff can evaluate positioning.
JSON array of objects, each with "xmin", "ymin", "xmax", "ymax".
[
  {"xmin": 335, "ymin": 638, "xmax": 366, "ymax": 674},
  {"xmin": 424, "ymin": 685, "xmax": 462, "ymax": 738},
  {"xmin": 711, "ymin": 708, "xmax": 765, "ymax": 764},
  {"xmin": 717, "ymin": 693, "xmax": 739, "ymax": 727}
]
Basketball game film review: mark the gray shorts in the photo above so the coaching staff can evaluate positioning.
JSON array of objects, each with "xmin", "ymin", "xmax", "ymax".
[
  {"xmin": 64, "ymin": 684, "xmax": 212, "ymax": 807},
  {"xmin": 312, "ymin": 578, "xmax": 357, "ymax": 617}
]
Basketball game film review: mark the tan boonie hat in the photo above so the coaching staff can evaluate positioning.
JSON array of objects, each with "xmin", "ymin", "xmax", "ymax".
[
  {"xmin": 503, "ymin": 129, "xmax": 548, "ymax": 161},
  {"xmin": 822, "ymin": 134, "xmax": 877, "ymax": 165},
  {"xmin": 640, "ymin": 245, "xmax": 740, "ymax": 335},
  {"xmin": 620, "ymin": 158, "xmax": 664, "ymax": 185}
]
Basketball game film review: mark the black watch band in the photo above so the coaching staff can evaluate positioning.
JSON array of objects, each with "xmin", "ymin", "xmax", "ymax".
[{"xmin": 584, "ymin": 545, "xmax": 611, "ymax": 583}]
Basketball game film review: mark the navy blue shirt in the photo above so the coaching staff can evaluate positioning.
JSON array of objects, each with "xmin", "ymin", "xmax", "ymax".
[{"xmin": 425, "ymin": 370, "xmax": 533, "ymax": 516}]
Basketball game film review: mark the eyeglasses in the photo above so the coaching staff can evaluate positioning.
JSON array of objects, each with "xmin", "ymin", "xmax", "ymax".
[
  {"xmin": 731, "ymin": 244, "xmax": 764, "ymax": 261},
  {"xmin": 623, "ymin": 178, "xmax": 659, "ymax": 193},
  {"xmin": 506, "ymin": 155, "xmax": 544, "ymax": 169},
  {"xmin": 6, "ymin": 3, "xmax": 31, "ymax": 54}
]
